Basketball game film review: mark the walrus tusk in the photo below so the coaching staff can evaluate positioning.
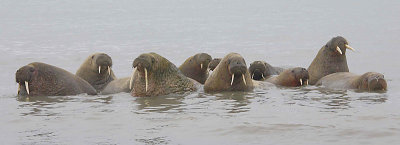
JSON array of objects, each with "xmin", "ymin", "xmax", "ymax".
[
  {"xmin": 300, "ymin": 79, "xmax": 303, "ymax": 86},
  {"xmin": 305, "ymin": 80, "xmax": 309, "ymax": 85},
  {"xmin": 262, "ymin": 74, "xmax": 265, "ymax": 79},
  {"xmin": 129, "ymin": 68, "xmax": 136, "ymax": 90},
  {"xmin": 25, "ymin": 81, "xmax": 30, "ymax": 95},
  {"xmin": 336, "ymin": 46, "xmax": 343, "ymax": 55},
  {"xmin": 251, "ymin": 73, "xmax": 254, "ymax": 79},
  {"xmin": 201, "ymin": 63, "xmax": 203, "ymax": 69},
  {"xmin": 108, "ymin": 66, "xmax": 111, "ymax": 76},
  {"xmin": 242, "ymin": 74, "xmax": 246, "ymax": 86},
  {"xmin": 145, "ymin": 68, "xmax": 148, "ymax": 92},
  {"xmin": 345, "ymin": 44, "xmax": 356, "ymax": 51},
  {"xmin": 231, "ymin": 74, "xmax": 235, "ymax": 86},
  {"xmin": 18, "ymin": 84, "xmax": 20, "ymax": 93},
  {"xmin": 98, "ymin": 66, "xmax": 101, "ymax": 74}
]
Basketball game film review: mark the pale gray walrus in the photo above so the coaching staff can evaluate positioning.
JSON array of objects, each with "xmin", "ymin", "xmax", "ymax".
[{"xmin": 316, "ymin": 72, "xmax": 387, "ymax": 92}]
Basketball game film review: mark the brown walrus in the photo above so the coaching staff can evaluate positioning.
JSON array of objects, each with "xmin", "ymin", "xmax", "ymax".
[
  {"xmin": 130, "ymin": 52, "xmax": 197, "ymax": 97},
  {"xmin": 266, "ymin": 67, "xmax": 309, "ymax": 87},
  {"xmin": 204, "ymin": 53, "xmax": 254, "ymax": 92},
  {"xmin": 101, "ymin": 77, "xmax": 131, "ymax": 95},
  {"xmin": 76, "ymin": 53, "xmax": 117, "ymax": 92},
  {"xmin": 179, "ymin": 53, "xmax": 212, "ymax": 84},
  {"xmin": 307, "ymin": 36, "xmax": 356, "ymax": 85},
  {"xmin": 15, "ymin": 62, "xmax": 97, "ymax": 96},
  {"xmin": 249, "ymin": 61, "xmax": 285, "ymax": 81},
  {"xmin": 316, "ymin": 72, "xmax": 387, "ymax": 92},
  {"xmin": 208, "ymin": 58, "xmax": 221, "ymax": 71}
]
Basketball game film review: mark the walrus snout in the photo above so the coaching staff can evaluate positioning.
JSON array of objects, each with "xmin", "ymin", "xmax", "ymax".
[
  {"xmin": 249, "ymin": 61, "xmax": 267, "ymax": 80},
  {"xmin": 291, "ymin": 67, "xmax": 309, "ymax": 86},
  {"xmin": 327, "ymin": 36, "xmax": 355, "ymax": 55},
  {"xmin": 133, "ymin": 55, "xmax": 152, "ymax": 72},
  {"xmin": 95, "ymin": 54, "xmax": 112, "ymax": 67},
  {"xmin": 366, "ymin": 73, "xmax": 387, "ymax": 91},
  {"xmin": 15, "ymin": 65, "xmax": 36, "ymax": 95},
  {"xmin": 195, "ymin": 53, "xmax": 212, "ymax": 70},
  {"xmin": 229, "ymin": 61, "xmax": 247, "ymax": 75}
]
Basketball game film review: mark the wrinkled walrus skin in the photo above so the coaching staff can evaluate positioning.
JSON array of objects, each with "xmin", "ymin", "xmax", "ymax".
[
  {"xmin": 307, "ymin": 36, "xmax": 355, "ymax": 85},
  {"xmin": 204, "ymin": 53, "xmax": 254, "ymax": 93},
  {"xmin": 16, "ymin": 62, "xmax": 97, "ymax": 96},
  {"xmin": 76, "ymin": 53, "xmax": 117, "ymax": 92},
  {"xmin": 179, "ymin": 53, "xmax": 212, "ymax": 84},
  {"xmin": 131, "ymin": 52, "xmax": 198, "ymax": 97},
  {"xmin": 316, "ymin": 72, "xmax": 387, "ymax": 92}
]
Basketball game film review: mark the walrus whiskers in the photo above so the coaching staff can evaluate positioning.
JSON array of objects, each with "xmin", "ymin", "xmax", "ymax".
[
  {"xmin": 98, "ymin": 66, "xmax": 101, "ymax": 74},
  {"xmin": 336, "ymin": 46, "xmax": 343, "ymax": 55},
  {"xmin": 242, "ymin": 74, "xmax": 246, "ymax": 86},
  {"xmin": 345, "ymin": 44, "xmax": 355, "ymax": 51},
  {"xmin": 25, "ymin": 81, "xmax": 30, "ymax": 95},
  {"xmin": 129, "ymin": 68, "xmax": 136, "ymax": 90},
  {"xmin": 231, "ymin": 74, "xmax": 235, "ymax": 86},
  {"xmin": 300, "ymin": 79, "xmax": 303, "ymax": 86},
  {"xmin": 145, "ymin": 68, "xmax": 148, "ymax": 92}
]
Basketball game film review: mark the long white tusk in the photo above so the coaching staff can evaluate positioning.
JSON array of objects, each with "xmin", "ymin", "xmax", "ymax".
[
  {"xmin": 242, "ymin": 74, "xmax": 246, "ymax": 86},
  {"xmin": 336, "ymin": 46, "xmax": 342, "ymax": 55},
  {"xmin": 305, "ymin": 80, "xmax": 309, "ymax": 85},
  {"xmin": 262, "ymin": 73, "xmax": 265, "ymax": 79},
  {"xmin": 25, "ymin": 81, "xmax": 30, "ymax": 95},
  {"xmin": 345, "ymin": 44, "xmax": 356, "ymax": 51},
  {"xmin": 251, "ymin": 73, "xmax": 254, "ymax": 79},
  {"xmin": 129, "ymin": 68, "xmax": 136, "ymax": 90},
  {"xmin": 201, "ymin": 63, "xmax": 203, "ymax": 69},
  {"xmin": 108, "ymin": 66, "xmax": 111, "ymax": 76},
  {"xmin": 231, "ymin": 74, "xmax": 235, "ymax": 86},
  {"xmin": 98, "ymin": 66, "xmax": 101, "ymax": 74},
  {"xmin": 18, "ymin": 84, "xmax": 20, "ymax": 93},
  {"xmin": 145, "ymin": 68, "xmax": 148, "ymax": 92},
  {"xmin": 300, "ymin": 79, "xmax": 303, "ymax": 86}
]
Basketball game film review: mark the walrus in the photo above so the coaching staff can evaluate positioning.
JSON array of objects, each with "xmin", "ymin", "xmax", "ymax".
[
  {"xmin": 178, "ymin": 53, "xmax": 212, "ymax": 84},
  {"xmin": 101, "ymin": 77, "xmax": 131, "ymax": 95},
  {"xmin": 15, "ymin": 62, "xmax": 97, "ymax": 96},
  {"xmin": 208, "ymin": 58, "xmax": 221, "ymax": 71},
  {"xmin": 266, "ymin": 67, "xmax": 309, "ymax": 87},
  {"xmin": 307, "ymin": 36, "xmax": 356, "ymax": 85},
  {"xmin": 130, "ymin": 52, "xmax": 197, "ymax": 97},
  {"xmin": 204, "ymin": 53, "xmax": 254, "ymax": 92},
  {"xmin": 76, "ymin": 53, "xmax": 117, "ymax": 92},
  {"xmin": 316, "ymin": 72, "xmax": 387, "ymax": 92},
  {"xmin": 249, "ymin": 61, "xmax": 285, "ymax": 81}
]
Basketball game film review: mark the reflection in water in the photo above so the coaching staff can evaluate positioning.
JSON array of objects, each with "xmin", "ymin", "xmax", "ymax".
[
  {"xmin": 213, "ymin": 92, "xmax": 255, "ymax": 114},
  {"xmin": 134, "ymin": 94, "xmax": 186, "ymax": 113}
]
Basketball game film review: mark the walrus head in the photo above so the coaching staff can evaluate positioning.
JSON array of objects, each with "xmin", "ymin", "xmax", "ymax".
[
  {"xmin": 249, "ymin": 61, "xmax": 278, "ymax": 80},
  {"xmin": 90, "ymin": 53, "xmax": 113, "ymax": 76},
  {"xmin": 324, "ymin": 36, "xmax": 355, "ymax": 56},
  {"xmin": 204, "ymin": 53, "xmax": 254, "ymax": 92},
  {"xmin": 276, "ymin": 67, "xmax": 309, "ymax": 87},
  {"xmin": 193, "ymin": 53, "xmax": 212, "ymax": 71},
  {"xmin": 358, "ymin": 72, "xmax": 387, "ymax": 91},
  {"xmin": 208, "ymin": 58, "xmax": 221, "ymax": 71},
  {"xmin": 15, "ymin": 64, "xmax": 36, "ymax": 96}
]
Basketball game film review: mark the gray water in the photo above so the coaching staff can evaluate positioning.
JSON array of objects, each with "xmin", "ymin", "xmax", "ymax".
[{"xmin": 1, "ymin": 0, "xmax": 400, "ymax": 144}]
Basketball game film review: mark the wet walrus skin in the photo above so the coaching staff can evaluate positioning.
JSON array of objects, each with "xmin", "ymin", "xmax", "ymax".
[
  {"xmin": 249, "ymin": 61, "xmax": 284, "ymax": 81},
  {"xmin": 179, "ymin": 53, "xmax": 212, "ymax": 84},
  {"xmin": 266, "ymin": 67, "xmax": 309, "ymax": 87},
  {"xmin": 130, "ymin": 52, "xmax": 197, "ymax": 97},
  {"xmin": 76, "ymin": 53, "xmax": 117, "ymax": 92},
  {"xmin": 307, "ymin": 36, "xmax": 355, "ymax": 85},
  {"xmin": 101, "ymin": 77, "xmax": 131, "ymax": 95},
  {"xmin": 16, "ymin": 62, "xmax": 97, "ymax": 96},
  {"xmin": 208, "ymin": 58, "xmax": 221, "ymax": 71},
  {"xmin": 204, "ymin": 53, "xmax": 254, "ymax": 92},
  {"xmin": 316, "ymin": 72, "xmax": 387, "ymax": 92}
]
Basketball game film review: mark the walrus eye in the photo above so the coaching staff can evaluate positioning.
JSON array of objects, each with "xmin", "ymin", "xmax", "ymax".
[
  {"xmin": 291, "ymin": 70, "xmax": 294, "ymax": 73},
  {"xmin": 91, "ymin": 55, "xmax": 94, "ymax": 59},
  {"xmin": 151, "ymin": 58, "xmax": 155, "ymax": 63}
]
